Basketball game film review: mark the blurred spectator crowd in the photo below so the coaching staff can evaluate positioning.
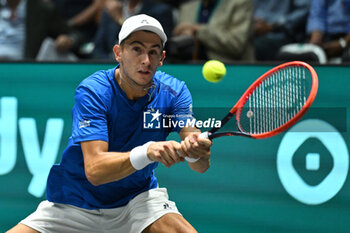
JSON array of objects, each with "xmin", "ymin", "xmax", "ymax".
[{"xmin": 1, "ymin": 0, "xmax": 350, "ymax": 64}]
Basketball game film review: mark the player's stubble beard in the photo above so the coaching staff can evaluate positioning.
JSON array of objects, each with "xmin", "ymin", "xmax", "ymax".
[{"xmin": 118, "ymin": 64, "xmax": 154, "ymax": 92}]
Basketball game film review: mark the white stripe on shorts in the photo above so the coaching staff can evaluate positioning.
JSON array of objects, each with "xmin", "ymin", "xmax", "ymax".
[{"xmin": 20, "ymin": 187, "xmax": 181, "ymax": 233}]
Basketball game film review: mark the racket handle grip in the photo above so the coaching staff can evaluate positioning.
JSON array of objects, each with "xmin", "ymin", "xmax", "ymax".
[{"xmin": 198, "ymin": 131, "xmax": 209, "ymax": 139}]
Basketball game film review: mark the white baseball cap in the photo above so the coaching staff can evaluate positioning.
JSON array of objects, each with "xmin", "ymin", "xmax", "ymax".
[{"xmin": 118, "ymin": 14, "xmax": 167, "ymax": 46}]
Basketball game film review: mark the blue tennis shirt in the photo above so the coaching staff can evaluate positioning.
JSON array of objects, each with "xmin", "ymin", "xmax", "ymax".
[{"xmin": 46, "ymin": 66, "xmax": 193, "ymax": 209}]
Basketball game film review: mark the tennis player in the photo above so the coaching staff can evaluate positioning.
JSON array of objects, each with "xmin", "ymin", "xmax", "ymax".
[{"xmin": 7, "ymin": 14, "xmax": 212, "ymax": 233}]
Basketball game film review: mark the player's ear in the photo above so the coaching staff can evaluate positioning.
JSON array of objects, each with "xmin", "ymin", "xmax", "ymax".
[
  {"xmin": 113, "ymin": 44, "xmax": 122, "ymax": 63},
  {"xmin": 158, "ymin": 50, "xmax": 166, "ymax": 67}
]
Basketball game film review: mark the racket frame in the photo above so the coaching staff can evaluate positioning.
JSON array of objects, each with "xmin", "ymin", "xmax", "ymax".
[{"xmin": 207, "ymin": 61, "xmax": 319, "ymax": 140}]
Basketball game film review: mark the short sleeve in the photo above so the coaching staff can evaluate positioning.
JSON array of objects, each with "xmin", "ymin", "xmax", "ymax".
[
  {"xmin": 172, "ymin": 83, "xmax": 195, "ymax": 132},
  {"xmin": 72, "ymin": 85, "xmax": 109, "ymax": 144}
]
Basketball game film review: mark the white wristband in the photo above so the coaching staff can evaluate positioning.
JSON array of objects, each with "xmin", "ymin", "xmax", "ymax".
[
  {"xmin": 185, "ymin": 157, "xmax": 200, "ymax": 163},
  {"xmin": 129, "ymin": 141, "xmax": 155, "ymax": 170}
]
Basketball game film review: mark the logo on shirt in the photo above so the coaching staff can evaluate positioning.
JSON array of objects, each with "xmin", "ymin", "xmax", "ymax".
[
  {"xmin": 79, "ymin": 120, "xmax": 91, "ymax": 129},
  {"xmin": 188, "ymin": 104, "xmax": 194, "ymax": 115}
]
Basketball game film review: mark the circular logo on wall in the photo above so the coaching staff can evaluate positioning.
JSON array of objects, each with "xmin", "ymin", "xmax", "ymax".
[{"xmin": 277, "ymin": 119, "xmax": 349, "ymax": 205}]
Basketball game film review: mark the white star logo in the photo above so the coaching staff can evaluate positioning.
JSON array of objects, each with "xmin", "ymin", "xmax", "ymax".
[{"xmin": 150, "ymin": 109, "xmax": 162, "ymax": 122}]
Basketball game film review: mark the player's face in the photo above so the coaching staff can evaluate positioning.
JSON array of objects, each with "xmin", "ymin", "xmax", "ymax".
[{"xmin": 114, "ymin": 31, "xmax": 165, "ymax": 87}]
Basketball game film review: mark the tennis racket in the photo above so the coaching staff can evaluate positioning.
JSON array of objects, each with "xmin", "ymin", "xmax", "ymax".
[
  {"xmin": 202, "ymin": 60, "xmax": 318, "ymax": 140},
  {"xmin": 185, "ymin": 61, "xmax": 318, "ymax": 162}
]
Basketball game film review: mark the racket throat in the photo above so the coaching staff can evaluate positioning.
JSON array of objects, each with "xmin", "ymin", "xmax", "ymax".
[{"xmin": 209, "ymin": 112, "xmax": 234, "ymax": 134}]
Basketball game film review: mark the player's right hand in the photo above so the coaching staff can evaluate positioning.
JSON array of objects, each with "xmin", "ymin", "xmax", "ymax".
[{"xmin": 147, "ymin": 141, "xmax": 185, "ymax": 168}]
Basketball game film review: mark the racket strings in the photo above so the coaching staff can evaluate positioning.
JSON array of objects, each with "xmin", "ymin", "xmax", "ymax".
[{"xmin": 241, "ymin": 66, "xmax": 309, "ymax": 135}]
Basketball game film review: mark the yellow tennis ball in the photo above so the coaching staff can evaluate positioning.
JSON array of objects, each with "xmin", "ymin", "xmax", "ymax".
[{"xmin": 202, "ymin": 60, "xmax": 226, "ymax": 83}]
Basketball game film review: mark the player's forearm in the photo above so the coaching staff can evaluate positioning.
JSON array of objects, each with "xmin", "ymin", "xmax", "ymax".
[
  {"xmin": 84, "ymin": 151, "xmax": 136, "ymax": 186},
  {"xmin": 188, "ymin": 158, "xmax": 210, "ymax": 173}
]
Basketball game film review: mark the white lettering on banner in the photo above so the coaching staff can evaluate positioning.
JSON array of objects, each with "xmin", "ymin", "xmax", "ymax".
[
  {"xmin": 0, "ymin": 97, "xmax": 17, "ymax": 175},
  {"xmin": 0, "ymin": 97, "xmax": 64, "ymax": 198},
  {"xmin": 19, "ymin": 118, "xmax": 64, "ymax": 198}
]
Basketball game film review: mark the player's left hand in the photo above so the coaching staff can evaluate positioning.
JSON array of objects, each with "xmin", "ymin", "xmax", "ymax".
[{"xmin": 181, "ymin": 132, "xmax": 212, "ymax": 161}]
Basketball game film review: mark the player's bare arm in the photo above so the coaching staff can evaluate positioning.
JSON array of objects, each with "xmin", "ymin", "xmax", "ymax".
[
  {"xmin": 81, "ymin": 140, "xmax": 184, "ymax": 186},
  {"xmin": 81, "ymin": 140, "xmax": 136, "ymax": 186}
]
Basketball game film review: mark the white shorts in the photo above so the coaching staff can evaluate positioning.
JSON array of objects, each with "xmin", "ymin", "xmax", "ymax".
[{"xmin": 20, "ymin": 188, "xmax": 181, "ymax": 233}]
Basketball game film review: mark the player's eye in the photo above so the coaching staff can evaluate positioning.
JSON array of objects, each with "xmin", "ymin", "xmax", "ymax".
[
  {"xmin": 132, "ymin": 46, "xmax": 142, "ymax": 54},
  {"xmin": 149, "ymin": 49, "xmax": 160, "ymax": 57}
]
